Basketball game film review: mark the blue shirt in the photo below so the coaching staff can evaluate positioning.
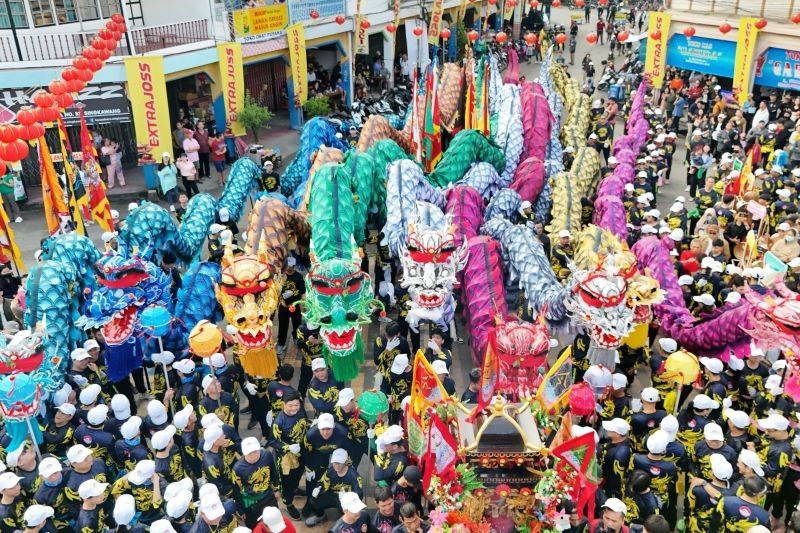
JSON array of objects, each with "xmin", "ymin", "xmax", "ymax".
[{"xmin": 673, "ymin": 97, "xmax": 687, "ymax": 117}]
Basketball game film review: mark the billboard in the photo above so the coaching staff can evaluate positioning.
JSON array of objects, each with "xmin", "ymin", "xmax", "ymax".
[{"xmin": 754, "ymin": 47, "xmax": 800, "ymax": 91}]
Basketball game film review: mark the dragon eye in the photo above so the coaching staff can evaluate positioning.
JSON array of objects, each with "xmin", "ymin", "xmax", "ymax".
[
  {"xmin": 319, "ymin": 316, "xmax": 332, "ymax": 324},
  {"xmin": 346, "ymin": 312, "xmax": 358, "ymax": 321}
]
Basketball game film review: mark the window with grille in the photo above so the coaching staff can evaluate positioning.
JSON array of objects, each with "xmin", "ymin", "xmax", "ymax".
[
  {"xmin": 80, "ymin": 0, "xmax": 101, "ymax": 20},
  {"xmin": 30, "ymin": 0, "xmax": 56, "ymax": 27},
  {"xmin": 54, "ymin": 0, "xmax": 78, "ymax": 23},
  {"xmin": 0, "ymin": 0, "xmax": 28, "ymax": 28},
  {"xmin": 98, "ymin": 0, "xmax": 119, "ymax": 18}
]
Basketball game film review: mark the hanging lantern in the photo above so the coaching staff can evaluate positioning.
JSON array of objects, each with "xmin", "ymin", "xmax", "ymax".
[
  {"xmin": 524, "ymin": 32, "xmax": 536, "ymax": 45},
  {"xmin": 32, "ymin": 90, "xmax": 54, "ymax": 109},
  {"xmin": 555, "ymin": 32, "xmax": 567, "ymax": 45},
  {"xmin": 386, "ymin": 23, "xmax": 396, "ymax": 33},
  {"xmin": 586, "ymin": 32, "xmax": 598, "ymax": 44},
  {"xmin": 72, "ymin": 57, "xmax": 89, "ymax": 71},
  {"xmin": 15, "ymin": 107, "xmax": 36, "ymax": 126},
  {"xmin": 111, "ymin": 13, "xmax": 125, "ymax": 24},
  {"xmin": 67, "ymin": 79, "xmax": 86, "ymax": 93},
  {"xmin": 551, "ymin": 0, "xmax": 561, "ymax": 7},
  {"xmin": 112, "ymin": 22, "xmax": 126, "ymax": 33},
  {"xmin": 650, "ymin": 30, "xmax": 661, "ymax": 40},
  {"xmin": 488, "ymin": 0, "xmax": 496, "ymax": 5},
  {"xmin": 54, "ymin": 93, "xmax": 74, "ymax": 109},
  {"xmin": 683, "ymin": 26, "xmax": 696, "ymax": 38},
  {"xmin": 413, "ymin": 26, "xmax": 423, "ymax": 37},
  {"xmin": 496, "ymin": 31, "xmax": 508, "ymax": 44},
  {"xmin": 34, "ymin": 106, "xmax": 60, "ymax": 123},
  {"xmin": 95, "ymin": 48, "xmax": 111, "ymax": 61},
  {"xmin": 335, "ymin": 15, "xmax": 345, "ymax": 24},
  {"xmin": 793, "ymin": 12, "xmax": 800, "ymax": 24},
  {"xmin": 309, "ymin": 9, "xmax": 319, "ymax": 19},
  {"xmin": 61, "ymin": 68, "xmax": 78, "ymax": 82},
  {"xmin": 575, "ymin": 0, "xmax": 585, "ymax": 6},
  {"xmin": 507, "ymin": 0, "xmax": 517, "ymax": 6},
  {"xmin": 75, "ymin": 69, "xmax": 93, "ymax": 83},
  {"xmin": 441, "ymin": 28, "xmax": 451, "ymax": 39},
  {"xmin": 17, "ymin": 123, "xmax": 45, "ymax": 142},
  {"xmin": 81, "ymin": 47, "xmax": 98, "ymax": 60},
  {"xmin": 86, "ymin": 58, "xmax": 103, "ymax": 72},
  {"xmin": 0, "ymin": 162, "xmax": 6, "ymax": 177},
  {"xmin": 468, "ymin": 29, "xmax": 479, "ymax": 42},
  {"xmin": 755, "ymin": 18, "xmax": 767, "ymax": 29},
  {"xmin": 530, "ymin": 0, "xmax": 539, "ymax": 8},
  {"xmin": 360, "ymin": 19, "xmax": 371, "ymax": 29},
  {"xmin": 0, "ymin": 140, "xmax": 29, "ymax": 162},
  {"xmin": 98, "ymin": 28, "xmax": 114, "ymax": 40},
  {"xmin": 599, "ymin": 0, "xmax": 608, "ymax": 5},
  {"xmin": 0, "ymin": 124, "xmax": 19, "ymax": 144},
  {"xmin": 617, "ymin": 30, "xmax": 629, "ymax": 42},
  {"xmin": 48, "ymin": 80, "xmax": 67, "ymax": 96},
  {"xmin": 718, "ymin": 22, "xmax": 732, "ymax": 34},
  {"xmin": 140, "ymin": 305, "xmax": 172, "ymax": 338},
  {"xmin": 110, "ymin": 30, "xmax": 122, "ymax": 41}
]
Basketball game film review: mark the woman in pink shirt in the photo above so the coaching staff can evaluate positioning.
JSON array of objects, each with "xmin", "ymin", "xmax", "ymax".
[
  {"xmin": 175, "ymin": 153, "xmax": 199, "ymax": 197},
  {"xmin": 182, "ymin": 130, "xmax": 201, "ymax": 176}
]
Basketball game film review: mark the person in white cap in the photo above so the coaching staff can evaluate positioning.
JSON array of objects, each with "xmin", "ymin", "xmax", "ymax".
[
  {"xmin": 76, "ymin": 383, "xmax": 102, "ymax": 423},
  {"xmin": 5, "ymin": 440, "xmax": 37, "ymax": 496},
  {"xmin": 270, "ymin": 389, "xmax": 306, "ymax": 520},
  {"xmin": 64, "ymin": 444, "xmax": 107, "ymax": 519},
  {"xmin": 101, "ymin": 231, "xmax": 118, "ymax": 252},
  {"xmin": 173, "ymin": 405, "xmax": 202, "ymax": 480},
  {"xmin": 75, "ymin": 478, "xmax": 109, "ymax": 531},
  {"xmin": 197, "ymin": 491, "xmax": 239, "ymax": 531},
  {"xmin": 552, "ymin": 229, "xmax": 573, "ymax": 281},
  {"xmin": 259, "ymin": 506, "xmax": 292, "ymax": 533},
  {"xmin": 199, "ymin": 372, "xmax": 239, "ymax": 428},
  {"xmin": 114, "ymin": 415, "xmax": 150, "ymax": 473},
  {"xmin": 276, "ymin": 255, "xmax": 304, "ymax": 355},
  {"xmin": 755, "ymin": 413, "xmax": 792, "ymax": 496},
  {"xmin": 590, "ymin": 497, "xmax": 628, "ymax": 532},
  {"xmin": 22, "ymin": 503, "xmax": 55, "ymax": 532},
  {"xmin": 303, "ymin": 412, "xmax": 349, "ymax": 504},
  {"xmin": 164, "ymin": 489, "xmax": 193, "ymax": 528},
  {"xmin": 202, "ymin": 423, "xmax": 235, "ymax": 498},
  {"xmin": 723, "ymin": 408, "xmax": 751, "ymax": 454},
  {"xmin": 753, "ymin": 374, "xmax": 793, "ymax": 422},
  {"xmin": 111, "ymin": 493, "xmax": 136, "ymax": 532},
  {"xmin": 307, "ymin": 357, "xmax": 343, "ymax": 416},
  {"xmin": 107, "ymin": 393, "xmax": 132, "ymax": 439},
  {"xmin": 677, "ymin": 394, "xmax": 720, "ymax": 451},
  {"xmin": 633, "ymin": 430, "xmax": 678, "ymax": 523},
  {"xmin": 304, "ymin": 448, "xmax": 364, "ymax": 526},
  {"xmin": 74, "ymin": 403, "xmax": 114, "ymax": 469},
  {"xmin": 630, "ymin": 387, "xmax": 666, "ymax": 452},
  {"xmin": 710, "ymin": 475, "xmax": 769, "ymax": 531},
  {"xmin": 68, "ymin": 347, "xmax": 102, "ymax": 392},
  {"xmin": 232, "ymin": 436, "xmax": 280, "ymax": 528},
  {"xmin": 172, "ymin": 357, "xmax": 200, "ymax": 410},
  {"xmin": 600, "ymin": 374, "xmax": 631, "ymax": 421},
  {"xmin": 374, "ymin": 424, "xmax": 407, "ymax": 486},
  {"xmin": 517, "ymin": 200, "xmax": 533, "ymax": 221},
  {"xmin": 691, "ymin": 293, "xmax": 716, "ymax": 317},
  {"xmin": 151, "ymin": 425, "xmax": 185, "ymax": 483},
  {"xmin": 738, "ymin": 448, "xmax": 766, "ymax": 480},
  {"xmin": 372, "ymin": 320, "xmax": 410, "ymax": 395},
  {"xmin": 691, "ymin": 422, "xmax": 737, "ymax": 482},
  {"xmin": 430, "ymin": 360, "xmax": 455, "ymax": 396},
  {"xmin": 687, "ymin": 453, "xmax": 735, "ymax": 532},
  {"xmin": 600, "ymin": 418, "xmax": 631, "ymax": 498},
  {"xmin": 0, "ymin": 470, "xmax": 23, "ymax": 528},
  {"xmin": 333, "ymin": 387, "xmax": 369, "ymax": 466},
  {"xmin": 34, "ymin": 457, "xmax": 68, "ymax": 528},
  {"xmin": 150, "ymin": 518, "xmax": 178, "ymax": 533},
  {"xmin": 388, "ymin": 353, "xmax": 412, "ymax": 423},
  {"xmin": 42, "ymin": 402, "xmax": 76, "ymax": 457},
  {"xmin": 327, "ymin": 492, "xmax": 370, "ymax": 532},
  {"xmin": 111, "ymin": 459, "xmax": 167, "ymax": 525},
  {"xmin": 699, "ymin": 357, "xmax": 727, "ymax": 415}
]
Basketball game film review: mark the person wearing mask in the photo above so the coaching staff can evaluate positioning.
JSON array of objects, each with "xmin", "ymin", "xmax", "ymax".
[
  {"xmin": 269, "ymin": 390, "xmax": 307, "ymax": 521},
  {"xmin": 233, "ymin": 437, "xmax": 281, "ymax": 528},
  {"xmin": 33, "ymin": 458, "xmax": 70, "ymax": 530},
  {"xmin": 115, "ymin": 417, "xmax": 152, "ymax": 475},
  {"xmin": 304, "ymin": 448, "xmax": 364, "ymax": 527},
  {"xmin": 175, "ymin": 153, "xmax": 199, "ymax": 198},
  {"xmin": 277, "ymin": 257, "xmax": 304, "ymax": 355},
  {"xmin": 157, "ymin": 153, "xmax": 179, "ymax": 206},
  {"xmin": 307, "ymin": 358, "xmax": 343, "ymax": 416}
]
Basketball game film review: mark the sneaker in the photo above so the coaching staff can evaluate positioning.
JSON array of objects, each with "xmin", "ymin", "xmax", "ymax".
[
  {"xmin": 378, "ymin": 316, "xmax": 392, "ymax": 323},
  {"xmin": 305, "ymin": 515, "xmax": 325, "ymax": 527},
  {"xmin": 14, "ymin": 217, "xmax": 21, "ymax": 223},
  {"xmin": 684, "ymin": 186, "xmax": 690, "ymax": 192},
  {"xmin": 286, "ymin": 505, "xmax": 301, "ymax": 521}
]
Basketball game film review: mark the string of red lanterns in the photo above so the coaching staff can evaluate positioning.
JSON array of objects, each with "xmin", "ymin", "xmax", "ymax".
[{"xmin": 0, "ymin": 12, "xmax": 126, "ymax": 167}]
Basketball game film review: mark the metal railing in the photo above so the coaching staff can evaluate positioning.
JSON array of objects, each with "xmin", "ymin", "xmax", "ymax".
[
  {"xmin": 0, "ymin": 19, "xmax": 210, "ymax": 62},
  {"xmin": 666, "ymin": 0, "xmax": 797, "ymax": 21},
  {"xmin": 289, "ymin": 0, "xmax": 347, "ymax": 24}
]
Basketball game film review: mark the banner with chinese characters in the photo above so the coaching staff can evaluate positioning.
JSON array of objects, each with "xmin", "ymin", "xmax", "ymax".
[
  {"xmin": 287, "ymin": 23, "xmax": 309, "ymax": 104},
  {"xmin": 733, "ymin": 17, "xmax": 760, "ymax": 105},
  {"xmin": 217, "ymin": 43, "xmax": 246, "ymax": 136},
  {"xmin": 124, "ymin": 56, "xmax": 171, "ymax": 159},
  {"xmin": 355, "ymin": 15, "xmax": 369, "ymax": 54},
  {"xmin": 428, "ymin": 0, "xmax": 444, "ymax": 40},
  {"xmin": 644, "ymin": 11, "xmax": 670, "ymax": 89}
]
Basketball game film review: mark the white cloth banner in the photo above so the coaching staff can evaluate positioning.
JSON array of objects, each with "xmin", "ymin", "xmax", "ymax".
[{"xmin": 406, "ymin": 20, "xmax": 431, "ymax": 73}]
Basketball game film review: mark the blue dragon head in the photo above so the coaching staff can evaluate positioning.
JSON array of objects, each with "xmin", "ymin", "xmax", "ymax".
[
  {"xmin": 77, "ymin": 251, "xmax": 172, "ymax": 346},
  {"xmin": 0, "ymin": 329, "xmax": 48, "ymax": 419}
]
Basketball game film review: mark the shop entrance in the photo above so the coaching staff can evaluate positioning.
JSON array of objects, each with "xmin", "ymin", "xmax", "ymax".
[
  {"xmin": 166, "ymin": 72, "xmax": 216, "ymax": 131},
  {"xmin": 244, "ymin": 58, "xmax": 288, "ymax": 114}
]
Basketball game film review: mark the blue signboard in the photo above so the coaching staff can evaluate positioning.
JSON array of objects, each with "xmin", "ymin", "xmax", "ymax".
[
  {"xmin": 666, "ymin": 34, "xmax": 736, "ymax": 78},
  {"xmin": 754, "ymin": 47, "xmax": 800, "ymax": 91}
]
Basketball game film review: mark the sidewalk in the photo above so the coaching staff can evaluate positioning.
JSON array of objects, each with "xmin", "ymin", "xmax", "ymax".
[{"xmin": 21, "ymin": 112, "xmax": 300, "ymax": 210}]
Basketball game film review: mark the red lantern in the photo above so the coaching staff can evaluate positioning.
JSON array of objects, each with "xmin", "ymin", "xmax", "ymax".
[
  {"xmin": 0, "ymin": 124, "xmax": 19, "ymax": 144},
  {"xmin": 617, "ymin": 31, "xmax": 629, "ymax": 42},
  {"xmin": 17, "ymin": 123, "xmax": 45, "ymax": 142},
  {"xmin": 524, "ymin": 32, "xmax": 536, "ymax": 45},
  {"xmin": 468, "ymin": 30, "xmax": 479, "ymax": 42},
  {"xmin": 386, "ymin": 23, "xmax": 396, "ymax": 33},
  {"xmin": 110, "ymin": 30, "xmax": 122, "ymax": 41},
  {"xmin": 309, "ymin": 9, "xmax": 319, "ymax": 19},
  {"xmin": 412, "ymin": 26, "xmax": 423, "ymax": 37},
  {"xmin": 113, "ymin": 22, "xmax": 126, "ymax": 33},
  {"xmin": 48, "ymin": 80, "xmax": 67, "ymax": 96},
  {"xmin": 488, "ymin": 0, "xmax": 496, "ymax": 4},
  {"xmin": 335, "ymin": 15, "xmax": 345, "ymax": 24},
  {"xmin": 551, "ymin": 0, "xmax": 561, "ymax": 7},
  {"xmin": 15, "ymin": 107, "xmax": 36, "ymax": 126},
  {"xmin": 718, "ymin": 22, "xmax": 732, "ymax": 34},
  {"xmin": 441, "ymin": 28, "xmax": 451, "ymax": 39},
  {"xmin": 586, "ymin": 32, "xmax": 598, "ymax": 44},
  {"xmin": 0, "ymin": 162, "xmax": 6, "ymax": 177},
  {"xmin": 496, "ymin": 31, "xmax": 508, "ymax": 44},
  {"xmin": 555, "ymin": 32, "xmax": 567, "ymax": 45},
  {"xmin": 650, "ymin": 30, "xmax": 662, "ymax": 40},
  {"xmin": 111, "ymin": 13, "xmax": 125, "ymax": 24},
  {"xmin": 32, "ymin": 90, "xmax": 54, "ymax": 109},
  {"xmin": 755, "ymin": 18, "xmax": 767, "ymax": 29},
  {"xmin": 87, "ymin": 58, "xmax": 103, "ymax": 72},
  {"xmin": 530, "ymin": 0, "xmax": 539, "ymax": 7},
  {"xmin": 75, "ymin": 69, "xmax": 93, "ymax": 82},
  {"xmin": 72, "ymin": 57, "xmax": 89, "ymax": 71},
  {"xmin": 61, "ymin": 68, "xmax": 78, "ymax": 82},
  {"xmin": 67, "ymin": 79, "xmax": 86, "ymax": 93},
  {"xmin": 683, "ymin": 26, "xmax": 696, "ymax": 38},
  {"xmin": 0, "ymin": 140, "xmax": 30, "ymax": 162},
  {"xmin": 98, "ymin": 28, "xmax": 114, "ymax": 40},
  {"xmin": 793, "ymin": 12, "xmax": 800, "ymax": 24},
  {"xmin": 34, "ymin": 106, "xmax": 60, "ymax": 123},
  {"xmin": 507, "ymin": 0, "xmax": 517, "ymax": 6},
  {"xmin": 360, "ymin": 19, "xmax": 371, "ymax": 29},
  {"xmin": 81, "ymin": 47, "xmax": 98, "ymax": 60},
  {"xmin": 54, "ymin": 93, "xmax": 74, "ymax": 109},
  {"xmin": 575, "ymin": 0, "xmax": 585, "ymax": 6},
  {"xmin": 95, "ymin": 48, "xmax": 111, "ymax": 61},
  {"xmin": 599, "ymin": 0, "xmax": 608, "ymax": 5}
]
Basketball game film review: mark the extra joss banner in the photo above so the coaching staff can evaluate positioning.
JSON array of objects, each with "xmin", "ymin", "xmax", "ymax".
[
  {"xmin": 218, "ymin": 43, "xmax": 246, "ymax": 136},
  {"xmin": 124, "ymin": 56, "xmax": 171, "ymax": 160},
  {"xmin": 644, "ymin": 11, "xmax": 670, "ymax": 89},
  {"xmin": 733, "ymin": 17, "xmax": 760, "ymax": 105}
]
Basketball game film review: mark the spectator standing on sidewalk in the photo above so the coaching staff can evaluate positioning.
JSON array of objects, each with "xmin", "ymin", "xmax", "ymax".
[
  {"xmin": 194, "ymin": 122, "xmax": 211, "ymax": 180},
  {"xmin": 0, "ymin": 171, "xmax": 21, "ymax": 223}
]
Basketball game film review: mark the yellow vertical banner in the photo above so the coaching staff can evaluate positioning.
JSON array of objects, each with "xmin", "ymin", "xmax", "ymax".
[
  {"xmin": 428, "ymin": 0, "xmax": 445, "ymax": 40},
  {"xmin": 503, "ymin": 0, "xmax": 515, "ymax": 21},
  {"xmin": 287, "ymin": 23, "xmax": 309, "ymax": 105},
  {"xmin": 392, "ymin": 0, "xmax": 401, "ymax": 41},
  {"xmin": 733, "ymin": 17, "xmax": 759, "ymax": 106},
  {"xmin": 124, "ymin": 56, "xmax": 172, "ymax": 160},
  {"xmin": 644, "ymin": 12, "xmax": 671, "ymax": 89},
  {"xmin": 217, "ymin": 43, "xmax": 246, "ymax": 136}
]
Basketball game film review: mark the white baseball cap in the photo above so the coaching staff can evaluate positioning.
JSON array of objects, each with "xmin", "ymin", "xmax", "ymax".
[
  {"xmin": 23, "ymin": 505, "xmax": 54, "ymax": 527},
  {"xmin": 199, "ymin": 494, "xmax": 226, "ymax": 521},
  {"xmin": 789, "ymin": 257, "xmax": 800, "ymax": 268},
  {"xmin": 201, "ymin": 375, "xmax": 216, "ymax": 392},
  {"xmin": 67, "ymin": 444, "xmax": 93, "ymax": 464},
  {"xmin": 624, "ymin": 183, "xmax": 635, "ymax": 192},
  {"xmin": 724, "ymin": 409, "xmax": 751, "ymax": 430},
  {"xmin": 739, "ymin": 448, "xmax": 765, "ymax": 476},
  {"xmin": 641, "ymin": 225, "xmax": 657, "ymax": 234},
  {"xmin": 704, "ymin": 422, "xmax": 725, "ymax": 441},
  {"xmin": 431, "ymin": 360, "xmax": 449, "ymax": 375},
  {"xmin": 87, "ymin": 404, "xmax": 109, "ymax": 426},
  {"xmin": 201, "ymin": 413, "xmax": 223, "ymax": 429},
  {"xmin": 646, "ymin": 209, "xmax": 661, "ymax": 219},
  {"xmin": 78, "ymin": 479, "xmax": 108, "ymax": 499},
  {"xmin": 311, "ymin": 358, "xmax": 327, "ymax": 371},
  {"xmin": 748, "ymin": 342, "xmax": 765, "ymax": 357},
  {"xmin": 728, "ymin": 356, "xmax": 744, "ymax": 371},
  {"xmin": 261, "ymin": 506, "xmax": 287, "ymax": 532},
  {"xmin": 318, "ymin": 413, "xmax": 335, "ymax": 430},
  {"xmin": 611, "ymin": 373, "xmax": 627, "ymax": 390},
  {"xmin": 331, "ymin": 448, "xmax": 349, "ymax": 464},
  {"xmin": 773, "ymin": 360, "xmax": 788, "ymax": 372},
  {"xmin": 725, "ymin": 292, "xmax": 741, "ymax": 305},
  {"xmin": 602, "ymin": 497, "xmax": 627, "ymax": 515},
  {"xmin": 241, "ymin": 436, "xmax": 261, "ymax": 456},
  {"xmin": 660, "ymin": 415, "xmax": 679, "ymax": 439},
  {"xmin": 110, "ymin": 394, "xmax": 131, "ymax": 420},
  {"xmin": 120, "ymin": 416, "xmax": 143, "ymax": 440},
  {"xmin": 79, "ymin": 384, "xmax": 101, "ymax": 405},
  {"xmin": 601, "ymin": 418, "xmax": 630, "ymax": 436},
  {"xmin": 101, "ymin": 231, "xmax": 117, "ymax": 243},
  {"xmin": 558, "ymin": 229, "xmax": 572, "ymax": 238},
  {"xmin": 700, "ymin": 357, "xmax": 724, "ymax": 374},
  {"xmin": 164, "ymin": 478, "xmax": 194, "ymax": 502},
  {"xmin": 608, "ymin": 156, "xmax": 618, "ymax": 165},
  {"xmin": 636, "ymin": 195, "xmax": 650, "ymax": 205},
  {"xmin": 209, "ymin": 352, "xmax": 226, "ymax": 368},
  {"xmin": 669, "ymin": 229, "xmax": 684, "ymax": 242},
  {"xmin": 173, "ymin": 359, "xmax": 197, "ymax": 374},
  {"xmin": 0, "ymin": 472, "xmax": 21, "ymax": 491},
  {"xmin": 209, "ymin": 224, "xmax": 226, "ymax": 235},
  {"xmin": 693, "ymin": 394, "xmax": 720, "ymax": 410},
  {"xmin": 391, "ymin": 354, "xmax": 409, "ymax": 375},
  {"xmin": 646, "ymin": 430, "xmax": 669, "ymax": 454},
  {"xmin": 165, "ymin": 491, "xmax": 192, "ymax": 519},
  {"xmin": 113, "ymin": 494, "xmax": 136, "ymax": 526},
  {"xmin": 758, "ymin": 413, "xmax": 790, "ymax": 431},
  {"xmin": 38, "ymin": 457, "xmax": 62, "ymax": 478},
  {"xmin": 678, "ymin": 275, "xmax": 694, "ymax": 287},
  {"xmin": 173, "ymin": 405, "xmax": 194, "ymax": 431},
  {"xmin": 151, "ymin": 519, "xmax": 178, "ymax": 533},
  {"xmin": 70, "ymin": 348, "xmax": 91, "ymax": 361},
  {"xmin": 147, "ymin": 400, "xmax": 168, "ymax": 426},
  {"xmin": 641, "ymin": 387, "xmax": 660, "ymax": 403},
  {"xmin": 339, "ymin": 491, "xmax": 367, "ymax": 514},
  {"xmin": 128, "ymin": 460, "xmax": 156, "ymax": 486},
  {"xmin": 693, "ymin": 294, "xmax": 715, "ymax": 306},
  {"xmin": 335, "ymin": 388, "xmax": 355, "ymax": 408},
  {"xmin": 83, "ymin": 339, "xmax": 100, "ymax": 351},
  {"xmin": 151, "ymin": 425, "xmax": 177, "ymax": 451},
  {"xmin": 710, "ymin": 453, "xmax": 733, "ymax": 481},
  {"xmin": 658, "ymin": 338, "xmax": 678, "ymax": 354},
  {"xmin": 203, "ymin": 425, "xmax": 225, "ymax": 452}
]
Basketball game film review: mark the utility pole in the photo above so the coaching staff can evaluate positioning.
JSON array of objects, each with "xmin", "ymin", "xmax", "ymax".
[{"xmin": 3, "ymin": 0, "xmax": 23, "ymax": 62}]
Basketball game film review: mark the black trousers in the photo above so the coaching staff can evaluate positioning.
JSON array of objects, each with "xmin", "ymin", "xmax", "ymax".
[
  {"xmin": 398, "ymin": 316, "xmax": 421, "ymax": 353},
  {"xmin": 247, "ymin": 393, "xmax": 270, "ymax": 438},
  {"xmin": 298, "ymin": 360, "xmax": 313, "ymax": 399},
  {"xmin": 280, "ymin": 466, "xmax": 303, "ymax": 507},
  {"xmin": 244, "ymin": 493, "xmax": 278, "ymax": 529},
  {"xmin": 277, "ymin": 305, "xmax": 302, "ymax": 347},
  {"xmin": 182, "ymin": 177, "xmax": 200, "ymax": 197},
  {"xmin": 305, "ymin": 491, "xmax": 342, "ymax": 518},
  {"xmin": 198, "ymin": 152, "xmax": 210, "ymax": 178}
]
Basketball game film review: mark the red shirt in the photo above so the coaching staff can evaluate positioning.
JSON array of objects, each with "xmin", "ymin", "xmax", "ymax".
[
  {"xmin": 254, "ymin": 518, "xmax": 297, "ymax": 533},
  {"xmin": 210, "ymin": 139, "xmax": 226, "ymax": 162}
]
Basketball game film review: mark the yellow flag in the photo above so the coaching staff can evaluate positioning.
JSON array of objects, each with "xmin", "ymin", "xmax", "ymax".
[
  {"xmin": 38, "ymin": 138, "xmax": 70, "ymax": 235},
  {"xmin": 56, "ymin": 123, "xmax": 86, "ymax": 236},
  {"xmin": 0, "ymin": 195, "xmax": 25, "ymax": 273}
]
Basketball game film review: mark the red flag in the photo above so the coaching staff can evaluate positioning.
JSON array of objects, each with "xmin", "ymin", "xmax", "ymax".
[
  {"xmin": 422, "ymin": 414, "xmax": 459, "ymax": 491},
  {"xmin": 552, "ymin": 431, "xmax": 600, "ymax": 519},
  {"xmin": 78, "ymin": 108, "xmax": 114, "ymax": 232}
]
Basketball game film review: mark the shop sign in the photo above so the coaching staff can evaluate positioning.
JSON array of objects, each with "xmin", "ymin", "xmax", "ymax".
[
  {"xmin": 124, "ymin": 56, "xmax": 172, "ymax": 160},
  {"xmin": 754, "ymin": 48, "xmax": 800, "ymax": 91},
  {"xmin": 0, "ymin": 84, "xmax": 131, "ymax": 126},
  {"xmin": 232, "ymin": 4, "xmax": 289, "ymax": 43},
  {"xmin": 666, "ymin": 34, "xmax": 736, "ymax": 79},
  {"xmin": 218, "ymin": 43, "xmax": 246, "ymax": 136}
]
